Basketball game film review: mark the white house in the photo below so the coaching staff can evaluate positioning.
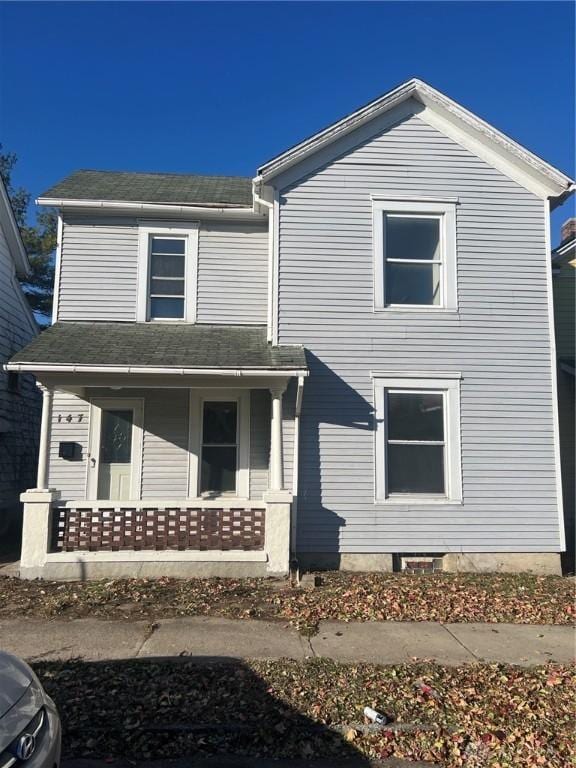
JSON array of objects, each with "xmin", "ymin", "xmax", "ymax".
[{"xmin": 8, "ymin": 79, "xmax": 574, "ymax": 579}]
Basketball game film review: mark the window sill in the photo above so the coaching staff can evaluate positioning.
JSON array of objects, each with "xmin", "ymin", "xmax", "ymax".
[
  {"xmin": 374, "ymin": 306, "xmax": 459, "ymax": 314},
  {"xmin": 375, "ymin": 496, "xmax": 463, "ymax": 505}
]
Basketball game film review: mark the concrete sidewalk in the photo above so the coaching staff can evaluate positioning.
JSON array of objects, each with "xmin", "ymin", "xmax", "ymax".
[{"xmin": 2, "ymin": 616, "xmax": 574, "ymax": 666}]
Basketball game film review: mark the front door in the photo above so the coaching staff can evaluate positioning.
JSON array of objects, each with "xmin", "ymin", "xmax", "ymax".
[{"xmin": 88, "ymin": 399, "xmax": 143, "ymax": 500}]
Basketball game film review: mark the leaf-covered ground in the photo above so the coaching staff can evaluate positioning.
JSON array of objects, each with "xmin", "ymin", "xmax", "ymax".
[
  {"xmin": 34, "ymin": 658, "xmax": 575, "ymax": 766},
  {"xmin": 1, "ymin": 572, "xmax": 574, "ymax": 631}
]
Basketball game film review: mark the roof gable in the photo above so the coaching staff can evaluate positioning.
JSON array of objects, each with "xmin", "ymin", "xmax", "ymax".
[{"xmin": 257, "ymin": 79, "xmax": 574, "ymax": 204}]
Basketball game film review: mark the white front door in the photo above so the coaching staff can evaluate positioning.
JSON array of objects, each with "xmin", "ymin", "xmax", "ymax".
[{"xmin": 87, "ymin": 398, "xmax": 143, "ymax": 500}]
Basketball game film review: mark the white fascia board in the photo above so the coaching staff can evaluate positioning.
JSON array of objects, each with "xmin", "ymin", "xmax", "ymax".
[
  {"xmin": 258, "ymin": 78, "xmax": 574, "ymax": 202},
  {"xmin": 5, "ymin": 362, "xmax": 309, "ymax": 377},
  {"xmin": 258, "ymin": 78, "xmax": 419, "ymax": 179},
  {"xmin": 36, "ymin": 197, "xmax": 264, "ymax": 220},
  {"xmin": 0, "ymin": 178, "xmax": 31, "ymax": 277}
]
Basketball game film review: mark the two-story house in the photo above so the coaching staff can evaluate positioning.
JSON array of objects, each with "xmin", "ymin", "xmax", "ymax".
[
  {"xmin": 0, "ymin": 177, "xmax": 40, "ymax": 550},
  {"xmin": 8, "ymin": 79, "xmax": 574, "ymax": 579}
]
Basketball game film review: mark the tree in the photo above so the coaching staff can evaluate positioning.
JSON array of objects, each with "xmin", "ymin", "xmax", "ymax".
[{"xmin": 0, "ymin": 147, "xmax": 56, "ymax": 322}]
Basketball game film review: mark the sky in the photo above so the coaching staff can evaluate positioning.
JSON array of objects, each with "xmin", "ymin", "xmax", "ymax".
[{"xmin": 0, "ymin": 1, "xmax": 574, "ymax": 241}]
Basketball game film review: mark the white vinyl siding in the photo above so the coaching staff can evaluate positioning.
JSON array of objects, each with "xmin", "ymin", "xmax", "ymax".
[
  {"xmin": 47, "ymin": 388, "xmax": 271, "ymax": 501},
  {"xmin": 57, "ymin": 217, "xmax": 268, "ymax": 325},
  {"xmin": 197, "ymin": 222, "xmax": 268, "ymax": 324},
  {"xmin": 275, "ymin": 111, "xmax": 561, "ymax": 554},
  {"xmin": 58, "ymin": 217, "xmax": 139, "ymax": 321}
]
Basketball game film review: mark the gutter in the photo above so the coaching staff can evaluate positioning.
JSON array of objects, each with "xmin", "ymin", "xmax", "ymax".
[
  {"xmin": 36, "ymin": 197, "xmax": 265, "ymax": 219},
  {"xmin": 252, "ymin": 179, "xmax": 275, "ymax": 343},
  {"xmin": 4, "ymin": 362, "xmax": 309, "ymax": 378}
]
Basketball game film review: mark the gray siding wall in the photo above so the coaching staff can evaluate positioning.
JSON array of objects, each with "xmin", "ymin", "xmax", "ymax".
[
  {"xmin": 58, "ymin": 216, "xmax": 268, "ymax": 324},
  {"xmin": 47, "ymin": 390, "xmax": 90, "ymax": 498},
  {"xmin": 48, "ymin": 387, "xmax": 270, "ymax": 500},
  {"xmin": 197, "ymin": 222, "xmax": 268, "ymax": 323},
  {"xmin": 140, "ymin": 389, "xmax": 190, "ymax": 498},
  {"xmin": 59, "ymin": 217, "xmax": 139, "ymax": 321},
  {"xmin": 0, "ymin": 228, "xmax": 40, "ymax": 515},
  {"xmin": 276, "ymin": 112, "xmax": 561, "ymax": 554},
  {"xmin": 250, "ymin": 389, "xmax": 271, "ymax": 498}
]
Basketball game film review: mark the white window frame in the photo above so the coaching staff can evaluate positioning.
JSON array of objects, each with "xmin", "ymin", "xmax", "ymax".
[
  {"xmin": 373, "ymin": 372, "xmax": 462, "ymax": 504},
  {"xmin": 86, "ymin": 397, "xmax": 144, "ymax": 500},
  {"xmin": 372, "ymin": 197, "xmax": 457, "ymax": 311},
  {"xmin": 137, "ymin": 221, "xmax": 199, "ymax": 323},
  {"xmin": 187, "ymin": 389, "xmax": 250, "ymax": 499}
]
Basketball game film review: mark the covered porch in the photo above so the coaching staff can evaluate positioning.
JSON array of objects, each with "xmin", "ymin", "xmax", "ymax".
[{"xmin": 7, "ymin": 323, "xmax": 307, "ymax": 579}]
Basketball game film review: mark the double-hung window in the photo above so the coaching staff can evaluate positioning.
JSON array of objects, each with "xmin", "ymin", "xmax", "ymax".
[
  {"xmin": 374, "ymin": 373, "xmax": 462, "ymax": 503},
  {"xmin": 373, "ymin": 198, "xmax": 457, "ymax": 310},
  {"xmin": 149, "ymin": 237, "xmax": 186, "ymax": 319},
  {"xmin": 201, "ymin": 400, "xmax": 238, "ymax": 494},
  {"xmin": 137, "ymin": 222, "xmax": 199, "ymax": 322},
  {"xmin": 188, "ymin": 390, "xmax": 250, "ymax": 499}
]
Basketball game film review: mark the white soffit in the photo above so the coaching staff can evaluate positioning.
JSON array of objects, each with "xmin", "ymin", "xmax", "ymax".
[{"xmin": 257, "ymin": 78, "xmax": 575, "ymax": 203}]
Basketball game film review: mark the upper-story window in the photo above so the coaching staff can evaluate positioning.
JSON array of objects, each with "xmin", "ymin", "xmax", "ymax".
[
  {"xmin": 137, "ymin": 222, "xmax": 199, "ymax": 322},
  {"xmin": 373, "ymin": 198, "xmax": 457, "ymax": 311},
  {"xmin": 149, "ymin": 237, "xmax": 186, "ymax": 319}
]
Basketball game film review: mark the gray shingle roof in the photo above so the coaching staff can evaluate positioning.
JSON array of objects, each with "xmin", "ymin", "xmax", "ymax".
[
  {"xmin": 9, "ymin": 323, "xmax": 307, "ymax": 371},
  {"xmin": 40, "ymin": 170, "xmax": 253, "ymax": 208}
]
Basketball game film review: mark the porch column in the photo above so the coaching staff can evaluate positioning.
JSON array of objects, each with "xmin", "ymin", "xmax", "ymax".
[
  {"xmin": 36, "ymin": 384, "xmax": 53, "ymax": 490},
  {"xmin": 269, "ymin": 382, "xmax": 286, "ymax": 491}
]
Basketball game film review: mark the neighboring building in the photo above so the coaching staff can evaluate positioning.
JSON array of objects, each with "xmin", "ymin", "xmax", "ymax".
[
  {"xmin": 7, "ymin": 79, "xmax": 575, "ymax": 579},
  {"xmin": 0, "ymin": 178, "xmax": 40, "ymax": 546},
  {"xmin": 552, "ymin": 218, "xmax": 575, "ymax": 571}
]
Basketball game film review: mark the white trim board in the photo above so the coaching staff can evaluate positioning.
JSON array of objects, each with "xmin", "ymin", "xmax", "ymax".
[
  {"xmin": 372, "ymin": 198, "xmax": 457, "ymax": 313},
  {"xmin": 136, "ymin": 221, "xmax": 199, "ymax": 323},
  {"xmin": 37, "ymin": 198, "xmax": 265, "ymax": 220},
  {"xmin": 7, "ymin": 363, "xmax": 309, "ymax": 378},
  {"xmin": 51, "ymin": 214, "xmax": 63, "ymax": 324},
  {"xmin": 188, "ymin": 389, "xmax": 250, "ymax": 499},
  {"xmin": 373, "ymin": 373, "xmax": 462, "ymax": 505},
  {"xmin": 86, "ymin": 397, "xmax": 144, "ymax": 500}
]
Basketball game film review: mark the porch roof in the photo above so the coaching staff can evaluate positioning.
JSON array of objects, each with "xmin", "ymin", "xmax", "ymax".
[{"xmin": 7, "ymin": 322, "xmax": 308, "ymax": 375}]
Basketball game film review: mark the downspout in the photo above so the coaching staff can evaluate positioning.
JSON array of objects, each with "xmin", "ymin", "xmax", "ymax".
[
  {"xmin": 253, "ymin": 177, "xmax": 275, "ymax": 343},
  {"xmin": 290, "ymin": 375, "xmax": 306, "ymax": 558}
]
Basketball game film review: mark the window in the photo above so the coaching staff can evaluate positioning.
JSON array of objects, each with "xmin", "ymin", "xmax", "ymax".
[
  {"xmin": 149, "ymin": 237, "xmax": 186, "ymax": 319},
  {"xmin": 374, "ymin": 373, "xmax": 462, "ymax": 503},
  {"xmin": 373, "ymin": 198, "xmax": 457, "ymax": 310},
  {"xmin": 201, "ymin": 401, "xmax": 238, "ymax": 494},
  {"xmin": 387, "ymin": 392, "xmax": 445, "ymax": 494},
  {"xmin": 137, "ymin": 222, "xmax": 199, "ymax": 322},
  {"xmin": 188, "ymin": 390, "xmax": 250, "ymax": 498}
]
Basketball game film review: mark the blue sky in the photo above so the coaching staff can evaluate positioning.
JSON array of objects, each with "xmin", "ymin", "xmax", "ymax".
[{"xmin": 1, "ymin": 1, "xmax": 574, "ymax": 240}]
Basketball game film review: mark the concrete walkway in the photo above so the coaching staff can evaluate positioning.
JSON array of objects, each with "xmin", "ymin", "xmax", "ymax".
[{"xmin": 1, "ymin": 617, "xmax": 573, "ymax": 666}]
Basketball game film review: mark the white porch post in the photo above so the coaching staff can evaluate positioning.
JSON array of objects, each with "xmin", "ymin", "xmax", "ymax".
[
  {"xmin": 269, "ymin": 382, "xmax": 286, "ymax": 491},
  {"xmin": 20, "ymin": 384, "xmax": 58, "ymax": 578},
  {"xmin": 36, "ymin": 384, "xmax": 53, "ymax": 490},
  {"xmin": 264, "ymin": 380, "xmax": 292, "ymax": 575}
]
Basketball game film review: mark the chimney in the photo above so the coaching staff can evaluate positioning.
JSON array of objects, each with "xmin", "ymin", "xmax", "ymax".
[{"xmin": 561, "ymin": 218, "xmax": 576, "ymax": 244}]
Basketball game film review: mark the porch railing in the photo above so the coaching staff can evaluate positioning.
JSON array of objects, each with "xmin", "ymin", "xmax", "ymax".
[{"xmin": 50, "ymin": 503, "xmax": 266, "ymax": 553}]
